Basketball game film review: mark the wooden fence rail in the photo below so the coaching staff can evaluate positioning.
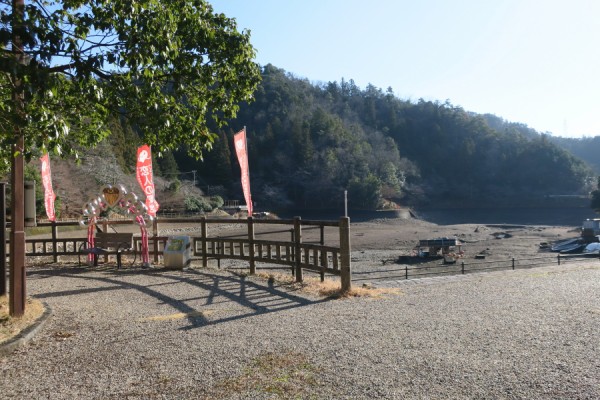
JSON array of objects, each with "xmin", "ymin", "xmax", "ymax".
[
  {"xmin": 194, "ymin": 237, "xmax": 342, "ymax": 281},
  {"xmin": 4, "ymin": 216, "xmax": 352, "ymax": 292}
]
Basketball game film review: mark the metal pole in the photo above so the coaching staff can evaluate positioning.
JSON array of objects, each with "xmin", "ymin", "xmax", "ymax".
[
  {"xmin": 248, "ymin": 216, "xmax": 255, "ymax": 274},
  {"xmin": 294, "ymin": 217, "xmax": 302, "ymax": 282},
  {"xmin": 344, "ymin": 190, "xmax": 348, "ymax": 218},
  {"xmin": 201, "ymin": 216, "xmax": 208, "ymax": 268},
  {"xmin": 51, "ymin": 221, "xmax": 57, "ymax": 263},
  {"xmin": 243, "ymin": 126, "xmax": 252, "ymax": 217},
  {"xmin": 152, "ymin": 217, "xmax": 158, "ymax": 263}
]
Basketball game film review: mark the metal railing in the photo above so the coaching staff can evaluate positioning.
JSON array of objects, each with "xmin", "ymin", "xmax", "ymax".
[{"xmin": 402, "ymin": 253, "xmax": 597, "ymax": 280}]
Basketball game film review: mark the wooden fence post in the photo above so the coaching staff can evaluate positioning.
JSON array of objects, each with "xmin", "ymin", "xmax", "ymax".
[
  {"xmin": 320, "ymin": 223, "xmax": 326, "ymax": 281},
  {"xmin": 153, "ymin": 218, "xmax": 159, "ymax": 263},
  {"xmin": 51, "ymin": 221, "xmax": 58, "ymax": 263},
  {"xmin": 294, "ymin": 217, "xmax": 302, "ymax": 282},
  {"xmin": 248, "ymin": 216, "xmax": 256, "ymax": 274},
  {"xmin": 319, "ymin": 224, "xmax": 325, "ymax": 245},
  {"xmin": 201, "ymin": 216, "xmax": 208, "ymax": 268},
  {"xmin": 339, "ymin": 216, "xmax": 351, "ymax": 292}
]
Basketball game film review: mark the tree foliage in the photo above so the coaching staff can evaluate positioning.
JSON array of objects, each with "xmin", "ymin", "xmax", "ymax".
[
  {"xmin": 549, "ymin": 135, "xmax": 600, "ymax": 174},
  {"xmin": 591, "ymin": 177, "xmax": 600, "ymax": 212},
  {"xmin": 0, "ymin": 0, "xmax": 261, "ymax": 170},
  {"xmin": 193, "ymin": 65, "xmax": 593, "ymax": 210}
]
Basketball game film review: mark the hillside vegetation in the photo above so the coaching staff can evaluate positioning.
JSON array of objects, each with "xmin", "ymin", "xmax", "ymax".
[
  {"xmin": 18, "ymin": 64, "xmax": 597, "ymax": 215},
  {"xmin": 549, "ymin": 136, "xmax": 600, "ymax": 173},
  {"xmin": 177, "ymin": 65, "xmax": 594, "ymax": 210}
]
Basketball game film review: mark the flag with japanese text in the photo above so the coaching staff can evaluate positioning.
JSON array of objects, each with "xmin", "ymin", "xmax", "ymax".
[
  {"xmin": 234, "ymin": 128, "xmax": 253, "ymax": 216},
  {"xmin": 40, "ymin": 153, "xmax": 57, "ymax": 221},
  {"xmin": 136, "ymin": 145, "xmax": 159, "ymax": 217}
]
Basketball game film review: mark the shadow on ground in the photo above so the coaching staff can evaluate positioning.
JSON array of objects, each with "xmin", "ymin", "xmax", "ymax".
[{"xmin": 27, "ymin": 266, "xmax": 331, "ymax": 331}]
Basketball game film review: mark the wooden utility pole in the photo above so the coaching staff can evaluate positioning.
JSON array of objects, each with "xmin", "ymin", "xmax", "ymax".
[
  {"xmin": 0, "ymin": 182, "xmax": 6, "ymax": 297},
  {"xmin": 10, "ymin": 0, "xmax": 26, "ymax": 316}
]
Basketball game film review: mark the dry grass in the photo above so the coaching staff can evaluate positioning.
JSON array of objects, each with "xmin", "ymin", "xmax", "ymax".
[
  {"xmin": 0, "ymin": 295, "xmax": 45, "ymax": 344},
  {"xmin": 254, "ymin": 272, "xmax": 402, "ymax": 299},
  {"xmin": 212, "ymin": 351, "xmax": 321, "ymax": 399}
]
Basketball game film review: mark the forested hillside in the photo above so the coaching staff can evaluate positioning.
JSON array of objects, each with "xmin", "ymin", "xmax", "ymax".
[
  {"xmin": 548, "ymin": 136, "xmax": 600, "ymax": 173},
  {"xmin": 171, "ymin": 65, "xmax": 595, "ymax": 208},
  {"xmin": 117, "ymin": 64, "xmax": 595, "ymax": 211}
]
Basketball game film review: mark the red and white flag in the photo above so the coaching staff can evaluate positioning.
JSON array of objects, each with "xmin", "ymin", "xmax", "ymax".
[
  {"xmin": 136, "ymin": 144, "xmax": 159, "ymax": 217},
  {"xmin": 234, "ymin": 128, "xmax": 253, "ymax": 216},
  {"xmin": 40, "ymin": 153, "xmax": 56, "ymax": 221}
]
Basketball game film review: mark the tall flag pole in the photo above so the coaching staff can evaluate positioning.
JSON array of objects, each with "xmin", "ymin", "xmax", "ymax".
[
  {"xmin": 234, "ymin": 127, "xmax": 253, "ymax": 216},
  {"xmin": 40, "ymin": 153, "xmax": 56, "ymax": 222}
]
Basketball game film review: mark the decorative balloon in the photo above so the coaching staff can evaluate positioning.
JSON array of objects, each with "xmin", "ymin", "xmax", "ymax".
[{"xmin": 79, "ymin": 184, "xmax": 154, "ymax": 267}]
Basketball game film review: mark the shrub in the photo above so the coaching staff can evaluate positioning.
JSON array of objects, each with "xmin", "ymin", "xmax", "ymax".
[
  {"xmin": 184, "ymin": 196, "xmax": 213, "ymax": 212},
  {"xmin": 168, "ymin": 179, "xmax": 181, "ymax": 193},
  {"xmin": 209, "ymin": 195, "xmax": 224, "ymax": 209}
]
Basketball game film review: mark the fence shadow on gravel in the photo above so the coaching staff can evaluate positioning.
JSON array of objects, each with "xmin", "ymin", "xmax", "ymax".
[
  {"xmin": 28, "ymin": 266, "xmax": 330, "ymax": 330},
  {"xmin": 352, "ymin": 253, "xmax": 599, "ymax": 282}
]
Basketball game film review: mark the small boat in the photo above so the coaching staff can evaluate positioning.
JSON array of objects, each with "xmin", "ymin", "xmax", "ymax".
[
  {"xmin": 559, "ymin": 243, "xmax": 587, "ymax": 254},
  {"xmin": 583, "ymin": 242, "xmax": 600, "ymax": 255},
  {"xmin": 551, "ymin": 238, "xmax": 582, "ymax": 252}
]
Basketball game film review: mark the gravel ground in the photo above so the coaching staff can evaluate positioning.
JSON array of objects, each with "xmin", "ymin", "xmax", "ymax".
[{"xmin": 1, "ymin": 260, "xmax": 599, "ymax": 399}]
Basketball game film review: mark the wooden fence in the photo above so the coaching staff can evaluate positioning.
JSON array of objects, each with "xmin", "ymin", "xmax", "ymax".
[{"xmin": 4, "ymin": 216, "xmax": 352, "ymax": 292}]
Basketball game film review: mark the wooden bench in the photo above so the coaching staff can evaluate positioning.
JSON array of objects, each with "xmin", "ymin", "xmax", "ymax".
[{"xmin": 79, "ymin": 232, "xmax": 135, "ymax": 268}]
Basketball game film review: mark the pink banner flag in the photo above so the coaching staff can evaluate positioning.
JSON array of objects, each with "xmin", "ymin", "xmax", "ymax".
[
  {"xmin": 234, "ymin": 128, "xmax": 253, "ymax": 216},
  {"xmin": 40, "ymin": 153, "xmax": 56, "ymax": 221},
  {"xmin": 136, "ymin": 144, "xmax": 159, "ymax": 217}
]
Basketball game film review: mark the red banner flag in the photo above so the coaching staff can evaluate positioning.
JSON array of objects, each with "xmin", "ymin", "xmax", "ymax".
[
  {"xmin": 234, "ymin": 128, "xmax": 253, "ymax": 216},
  {"xmin": 136, "ymin": 145, "xmax": 159, "ymax": 217},
  {"xmin": 40, "ymin": 153, "xmax": 56, "ymax": 222}
]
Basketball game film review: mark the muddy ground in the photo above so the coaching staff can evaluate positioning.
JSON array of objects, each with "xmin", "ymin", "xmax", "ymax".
[
  {"xmin": 29, "ymin": 212, "xmax": 589, "ymax": 284},
  {"xmin": 161, "ymin": 214, "xmax": 586, "ymax": 284}
]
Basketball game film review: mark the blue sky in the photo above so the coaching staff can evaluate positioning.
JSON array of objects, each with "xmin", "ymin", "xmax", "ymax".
[{"xmin": 211, "ymin": 0, "xmax": 600, "ymax": 138}]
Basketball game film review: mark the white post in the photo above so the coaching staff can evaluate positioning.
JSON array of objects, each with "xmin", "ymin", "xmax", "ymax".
[{"xmin": 344, "ymin": 190, "xmax": 348, "ymax": 218}]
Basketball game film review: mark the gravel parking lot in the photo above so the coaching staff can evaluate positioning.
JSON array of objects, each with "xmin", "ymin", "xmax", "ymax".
[{"xmin": 1, "ymin": 259, "xmax": 599, "ymax": 399}]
